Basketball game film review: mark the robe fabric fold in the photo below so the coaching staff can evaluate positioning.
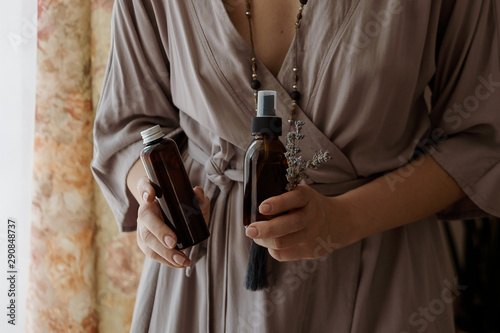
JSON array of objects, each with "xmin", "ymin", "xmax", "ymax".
[{"xmin": 91, "ymin": 0, "xmax": 500, "ymax": 332}]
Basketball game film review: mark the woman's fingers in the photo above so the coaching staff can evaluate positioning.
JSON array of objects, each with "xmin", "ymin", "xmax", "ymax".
[
  {"xmin": 268, "ymin": 247, "xmax": 316, "ymax": 262},
  {"xmin": 137, "ymin": 176, "xmax": 156, "ymax": 203},
  {"xmin": 136, "ymin": 228, "xmax": 190, "ymax": 267},
  {"xmin": 193, "ymin": 186, "xmax": 211, "ymax": 225},
  {"xmin": 245, "ymin": 185, "xmax": 342, "ymax": 261},
  {"xmin": 249, "ymin": 211, "xmax": 310, "ymax": 252},
  {"xmin": 137, "ymin": 201, "xmax": 191, "ymax": 267},
  {"xmin": 246, "ymin": 210, "xmax": 306, "ymax": 239},
  {"xmin": 138, "ymin": 201, "xmax": 176, "ymax": 248},
  {"xmin": 252, "ymin": 229, "xmax": 305, "ymax": 251},
  {"xmin": 136, "ymin": 180, "xmax": 211, "ymax": 267},
  {"xmin": 259, "ymin": 184, "xmax": 311, "ymax": 215}
]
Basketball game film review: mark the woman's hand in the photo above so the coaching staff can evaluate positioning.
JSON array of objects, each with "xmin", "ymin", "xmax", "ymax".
[
  {"xmin": 245, "ymin": 155, "xmax": 467, "ymax": 263},
  {"xmin": 136, "ymin": 176, "xmax": 211, "ymax": 267},
  {"xmin": 245, "ymin": 184, "xmax": 358, "ymax": 262}
]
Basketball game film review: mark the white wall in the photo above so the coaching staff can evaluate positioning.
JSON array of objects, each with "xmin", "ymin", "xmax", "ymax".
[{"xmin": 0, "ymin": 0, "xmax": 37, "ymax": 332}]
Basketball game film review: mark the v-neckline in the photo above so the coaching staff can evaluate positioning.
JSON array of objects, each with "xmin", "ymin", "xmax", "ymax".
[
  {"xmin": 189, "ymin": 0, "xmax": 361, "ymax": 127},
  {"xmin": 216, "ymin": 0, "xmax": 300, "ymax": 83},
  {"xmin": 208, "ymin": 0, "xmax": 311, "ymax": 128}
]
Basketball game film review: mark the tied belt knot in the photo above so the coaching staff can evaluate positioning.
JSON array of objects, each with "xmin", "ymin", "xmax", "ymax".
[{"xmin": 187, "ymin": 140, "xmax": 243, "ymax": 195}]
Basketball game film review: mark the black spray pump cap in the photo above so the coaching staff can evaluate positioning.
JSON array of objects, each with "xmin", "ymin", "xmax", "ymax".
[{"xmin": 252, "ymin": 90, "xmax": 282, "ymax": 136}]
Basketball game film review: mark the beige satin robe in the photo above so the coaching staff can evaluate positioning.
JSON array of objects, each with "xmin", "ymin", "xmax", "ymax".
[{"xmin": 91, "ymin": 0, "xmax": 500, "ymax": 332}]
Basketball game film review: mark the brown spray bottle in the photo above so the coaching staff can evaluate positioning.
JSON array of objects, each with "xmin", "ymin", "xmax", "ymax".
[{"xmin": 243, "ymin": 90, "xmax": 288, "ymax": 291}]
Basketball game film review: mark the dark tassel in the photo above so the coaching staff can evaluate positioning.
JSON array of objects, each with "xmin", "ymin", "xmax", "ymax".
[{"xmin": 245, "ymin": 241, "xmax": 269, "ymax": 291}]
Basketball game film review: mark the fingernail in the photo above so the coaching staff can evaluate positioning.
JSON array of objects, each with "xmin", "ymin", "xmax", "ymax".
[
  {"xmin": 259, "ymin": 203, "xmax": 271, "ymax": 214},
  {"xmin": 142, "ymin": 192, "xmax": 149, "ymax": 202},
  {"xmin": 164, "ymin": 235, "xmax": 176, "ymax": 249},
  {"xmin": 246, "ymin": 226, "xmax": 258, "ymax": 238},
  {"xmin": 173, "ymin": 254, "xmax": 188, "ymax": 266}
]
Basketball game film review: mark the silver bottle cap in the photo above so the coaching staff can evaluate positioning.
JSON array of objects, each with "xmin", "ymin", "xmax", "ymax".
[{"xmin": 141, "ymin": 125, "xmax": 164, "ymax": 145}]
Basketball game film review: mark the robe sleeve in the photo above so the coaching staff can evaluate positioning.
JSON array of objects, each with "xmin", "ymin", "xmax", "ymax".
[
  {"xmin": 428, "ymin": 0, "xmax": 500, "ymax": 219},
  {"xmin": 91, "ymin": 0, "xmax": 179, "ymax": 231}
]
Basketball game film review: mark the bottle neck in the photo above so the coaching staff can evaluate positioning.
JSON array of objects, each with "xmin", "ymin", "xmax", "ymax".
[
  {"xmin": 254, "ymin": 133, "xmax": 280, "ymax": 140},
  {"xmin": 145, "ymin": 137, "xmax": 164, "ymax": 146}
]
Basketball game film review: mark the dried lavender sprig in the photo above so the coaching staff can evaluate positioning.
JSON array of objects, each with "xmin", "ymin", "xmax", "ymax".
[{"xmin": 285, "ymin": 121, "xmax": 332, "ymax": 191}]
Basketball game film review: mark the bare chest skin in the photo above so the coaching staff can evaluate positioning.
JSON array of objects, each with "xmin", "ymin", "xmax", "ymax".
[{"xmin": 224, "ymin": 0, "xmax": 299, "ymax": 77}]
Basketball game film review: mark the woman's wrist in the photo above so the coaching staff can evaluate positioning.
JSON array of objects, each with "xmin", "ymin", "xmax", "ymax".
[
  {"xmin": 325, "ymin": 154, "xmax": 465, "ymax": 248},
  {"xmin": 326, "ymin": 194, "xmax": 364, "ymax": 249}
]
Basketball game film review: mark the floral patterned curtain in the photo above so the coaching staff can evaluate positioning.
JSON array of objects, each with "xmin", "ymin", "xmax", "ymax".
[{"xmin": 27, "ymin": 0, "xmax": 143, "ymax": 331}]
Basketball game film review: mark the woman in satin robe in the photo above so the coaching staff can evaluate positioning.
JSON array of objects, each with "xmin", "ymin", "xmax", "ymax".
[{"xmin": 92, "ymin": 0, "xmax": 500, "ymax": 332}]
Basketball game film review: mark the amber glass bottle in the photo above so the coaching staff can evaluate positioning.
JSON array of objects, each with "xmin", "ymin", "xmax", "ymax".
[
  {"xmin": 244, "ymin": 91, "xmax": 288, "ymax": 226},
  {"xmin": 243, "ymin": 135, "xmax": 288, "ymax": 226},
  {"xmin": 140, "ymin": 125, "xmax": 210, "ymax": 250},
  {"xmin": 243, "ymin": 91, "xmax": 288, "ymax": 291}
]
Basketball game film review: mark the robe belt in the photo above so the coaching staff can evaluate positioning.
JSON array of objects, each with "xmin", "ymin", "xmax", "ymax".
[
  {"xmin": 308, "ymin": 176, "xmax": 378, "ymax": 197},
  {"xmin": 183, "ymin": 139, "xmax": 243, "ymax": 278},
  {"xmin": 187, "ymin": 139, "xmax": 243, "ymax": 190},
  {"xmin": 187, "ymin": 137, "xmax": 378, "ymax": 197}
]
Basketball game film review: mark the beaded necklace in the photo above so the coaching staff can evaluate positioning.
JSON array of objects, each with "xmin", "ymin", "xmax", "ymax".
[{"xmin": 245, "ymin": 0, "xmax": 308, "ymax": 126}]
